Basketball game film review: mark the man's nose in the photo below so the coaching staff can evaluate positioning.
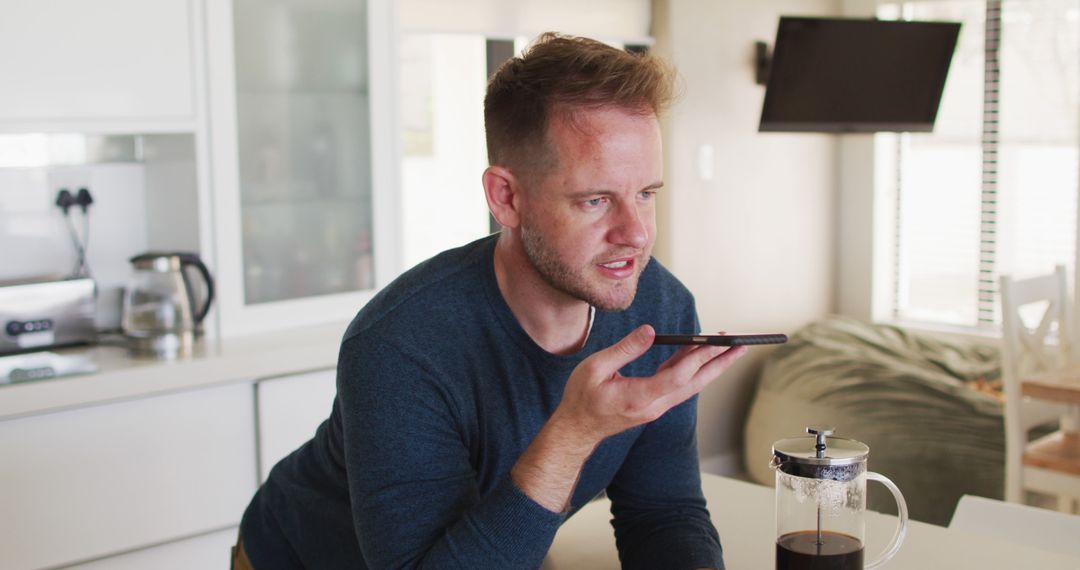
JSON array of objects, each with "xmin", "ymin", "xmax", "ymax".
[{"xmin": 609, "ymin": 202, "xmax": 649, "ymax": 249}]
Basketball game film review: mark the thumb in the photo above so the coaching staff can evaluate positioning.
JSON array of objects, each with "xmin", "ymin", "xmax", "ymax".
[{"xmin": 593, "ymin": 324, "xmax": 655, "ymax": 374}]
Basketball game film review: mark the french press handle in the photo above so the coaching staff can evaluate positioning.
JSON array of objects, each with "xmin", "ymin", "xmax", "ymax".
[{"xmin": 865, "ymin": 471, "xmax": 909, "ymax": 569}]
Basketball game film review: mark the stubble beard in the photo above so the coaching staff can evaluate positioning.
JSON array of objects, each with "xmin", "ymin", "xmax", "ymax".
[{"xmin": 519, "ymin": 222, "xmax": 650, "ymax": 312}]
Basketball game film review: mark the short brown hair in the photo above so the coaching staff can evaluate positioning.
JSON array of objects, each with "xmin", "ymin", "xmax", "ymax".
[{"xmin": 484, "ymin": 33, "xmax": 675, "ymax": 181}]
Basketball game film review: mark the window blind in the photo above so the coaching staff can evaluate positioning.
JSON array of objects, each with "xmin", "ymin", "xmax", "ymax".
[
  {"xmin": 888, "ymin": 0, "xmax": 1078, "ymax": 330},
  {"xmin": 977, "ymin": 0, "xmax": 1002, "ymax": 325}
]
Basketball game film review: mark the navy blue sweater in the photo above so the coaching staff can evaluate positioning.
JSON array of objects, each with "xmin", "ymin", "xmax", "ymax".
[{"xmin": 240, "ymin": 235, "xmax": 723, "ymax": 569}]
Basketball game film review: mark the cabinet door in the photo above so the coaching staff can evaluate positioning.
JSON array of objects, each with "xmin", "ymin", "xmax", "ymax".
[
  {"xmin": 0, "ymin": 383, "xmax": 256, "ymax": 570},
  {"xmin": 257, "ymin": 369, "xmax": 337, "ymax": 481},
  {"xmin": 65, "ymin": 527, "xmax": 238, "ymax": 570},
  {"xmin": 206, "ymin": 0, "xmax": 400, "ymax": 337},
  {"xmin": 0, "ymin": 0, "xmax": 195, "ymax": 125}
]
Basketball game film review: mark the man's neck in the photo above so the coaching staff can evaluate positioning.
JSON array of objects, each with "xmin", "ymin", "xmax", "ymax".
[{"xmin": 493, "ymin": 235, "xmax": 592, "ymax": 356}]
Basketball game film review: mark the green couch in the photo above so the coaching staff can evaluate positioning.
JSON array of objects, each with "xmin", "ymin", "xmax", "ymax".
[{"xmin": 743, "ymin": 316, "xmax": 1004, "ymax": 526}]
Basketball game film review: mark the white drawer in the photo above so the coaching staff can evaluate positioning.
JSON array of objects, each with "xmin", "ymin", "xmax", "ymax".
[
  {"xmin": 257, "ymin": 369, "xmax": 337, "ymax": 481},
  {"xmin": 64, "ymin": 527, "xmax": 238, "ymax": 570},
  {"xmin": 0, "ymin": 383, "xmax": 257, "ymax": 569}
]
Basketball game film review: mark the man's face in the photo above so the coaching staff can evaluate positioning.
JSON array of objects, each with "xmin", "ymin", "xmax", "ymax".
[{"xmin": 518, "ymin": 106, "xmax": 662, "ymax": 312}]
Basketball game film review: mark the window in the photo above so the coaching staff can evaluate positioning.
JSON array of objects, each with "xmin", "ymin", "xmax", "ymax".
[
  {"xmin": 399, "ymin": 33, "xmax": 494, "ymax": 269},
  {"xmin": 397, "ymin": 33, "xmax": 645, "ymax": 269},
  {"xmin": 395, "ymin": 1, "xmax": 654, "ymax": 269},
  {"xmin": 881, "ymin": 0, "xmax": 1079, "ymax": 329}
]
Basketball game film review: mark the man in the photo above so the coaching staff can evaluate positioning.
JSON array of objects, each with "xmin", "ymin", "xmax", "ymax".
[{"xmin": 234, "ymin": 33, "xmax": 745, "ymax": 569}]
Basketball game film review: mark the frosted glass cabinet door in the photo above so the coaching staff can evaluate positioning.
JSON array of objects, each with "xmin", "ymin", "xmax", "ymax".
[
  {"xmin": 234, "ymin": 0, "xmax": 375, "ymax": 305},
  {"xmin": 208, "ymin": 0, "xmax": 398, "ymax": 337}
]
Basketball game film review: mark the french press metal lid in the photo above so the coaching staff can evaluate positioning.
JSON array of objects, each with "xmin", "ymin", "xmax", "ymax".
[{"xmin": 771, "ymin": 426, "xmax": 869, "ymax": 482}]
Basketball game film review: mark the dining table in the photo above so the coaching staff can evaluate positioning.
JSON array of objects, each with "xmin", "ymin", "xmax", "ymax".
[
  {"xmin": 1021, "ymin": 363, "xmax": 1080, "ymax": 473},
  {"xmin": 542, "ymin": 472, "xmax": 1080, "ymax": 569}
]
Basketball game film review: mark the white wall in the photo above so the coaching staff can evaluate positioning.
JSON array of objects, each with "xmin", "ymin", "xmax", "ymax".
[
  {"xmin": 399, "ymin": 34, "xmax": 492, "ymax": 269},
  {"xmin": 653, "ymin": 0, "xmax": 841, "ymax": 474},
  {"xmin": 836, "ymin": 0, "xmax": 896, "ymax": 324},
  {"xmin": 0, "ymin": 135, "xmax": 201, "ymax": 331}
]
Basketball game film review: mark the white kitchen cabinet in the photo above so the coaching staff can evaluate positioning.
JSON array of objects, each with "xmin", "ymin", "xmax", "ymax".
[
  {"xmin": 0, "ymin": 383, "xmax": 257, "ymax": 570},
  {"xmin": 256, "ymin": 368, "xmax": 338, "ymax": 481},
  {"xmin": 0, "ymin": 0, "xmax": 198, "ymax": 131},
  {"xmin": 205, "ymin": 0, "xmax": 401, "ymax": 338},
  {"xmin": 64, "ymin": 527, "xmax": 238, "ymax": 570}
]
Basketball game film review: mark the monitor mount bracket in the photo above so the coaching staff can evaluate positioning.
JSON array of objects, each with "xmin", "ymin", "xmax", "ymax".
[{"xmin": 755, "ymin": 41, "xmax": 771, "ymax": 86}]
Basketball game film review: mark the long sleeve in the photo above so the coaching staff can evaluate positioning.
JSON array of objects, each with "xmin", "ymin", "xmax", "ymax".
[
  {"xmin": 605, "ymin": 394, "xmax": 724, "ymax": 570},
  {"xmin": 337, "ymin": 335, "xmax": 565, "ymax": 569}
]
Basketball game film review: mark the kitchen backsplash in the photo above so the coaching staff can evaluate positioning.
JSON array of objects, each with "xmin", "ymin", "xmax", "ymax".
[{"xmin": 0, "ymin": 134, "xmax": 200, "ymax": 330}]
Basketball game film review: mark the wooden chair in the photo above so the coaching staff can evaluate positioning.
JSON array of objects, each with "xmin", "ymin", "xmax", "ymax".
[
  {"xmin": 999, "ymin": 265, "xmax": 1080, "ymax": 513},
  {"xmin": 949, "ymin": 494, "xmax": 1080, "ymax": 557}
]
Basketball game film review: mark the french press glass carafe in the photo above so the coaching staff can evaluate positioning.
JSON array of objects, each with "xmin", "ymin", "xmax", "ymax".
[{"xmin": 771, "ymin": 426, "xmax": 908, "ymax": 570}]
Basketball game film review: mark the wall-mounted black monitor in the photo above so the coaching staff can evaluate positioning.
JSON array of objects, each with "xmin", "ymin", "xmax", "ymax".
[{"xmin": 759, "ymin": 17, "xmax": 961, "ymax": 133}]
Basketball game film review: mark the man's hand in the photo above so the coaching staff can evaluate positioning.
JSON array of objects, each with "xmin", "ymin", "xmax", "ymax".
[
  {"xmin": 553, "ymin": 324, "xmax": 746, "ymax": 443},
  {"xmin": 511, "ymin": 324, "xmax": 746, "ymax": 512}
]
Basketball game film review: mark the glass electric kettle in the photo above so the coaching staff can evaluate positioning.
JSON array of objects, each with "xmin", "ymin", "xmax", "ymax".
[{"xmin": 121, "ymin": 252, "xmax": 214, "ymax": 359}]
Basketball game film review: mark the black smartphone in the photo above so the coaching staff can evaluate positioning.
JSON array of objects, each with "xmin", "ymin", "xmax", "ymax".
[{"xmin": 652, "ymin": 333, "xmax": 788, "ymax": 346}]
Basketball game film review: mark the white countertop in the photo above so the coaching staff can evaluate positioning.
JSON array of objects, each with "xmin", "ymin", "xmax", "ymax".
[
  {"xmin": 0, "ymin": 322, "xmax": 349, "ymax": 421},
  {"xmin": 544, "ymin": 474, "xmax": 1080, "ymax": 569}
]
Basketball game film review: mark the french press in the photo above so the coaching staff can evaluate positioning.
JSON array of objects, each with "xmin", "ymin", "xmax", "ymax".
[{"xmin": 771, "ymin": 426, "xmax": 908, "ymax": 570}]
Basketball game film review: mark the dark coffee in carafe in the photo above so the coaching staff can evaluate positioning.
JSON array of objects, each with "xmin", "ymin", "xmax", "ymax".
[{"xmin": 776, "ymin": 530, "xmax": 864, "ymax": 570}]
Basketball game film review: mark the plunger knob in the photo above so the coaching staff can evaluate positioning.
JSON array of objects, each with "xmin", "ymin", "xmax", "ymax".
[{"xmin": 806, "ymin": 425, "xmax": 835, "ymax": 458}]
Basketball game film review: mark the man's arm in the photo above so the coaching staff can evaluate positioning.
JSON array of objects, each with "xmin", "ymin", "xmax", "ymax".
[
  {"xmin": 512, "ymin": 325, "xmax": 744, "ymax": 515},
  {"xmin": 606, "ymin": 395, "xmax": 723, "ymax": 570},
  {"xmin": 339, "ymin": 337, "xmax": 565, "ymax": 569},
  {"xmin": 340, "ymin": 326, "xmax": 742, "ymax": 568}
]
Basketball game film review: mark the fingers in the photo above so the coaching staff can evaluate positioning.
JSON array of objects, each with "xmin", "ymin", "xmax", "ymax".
[
  {"xmin": 654, "ymin": 330, "xmax": 727, "ymax": 372},
  {"xmin": 647, "ymin": 344, "xmax": 748, "ymax": 406},
  {"xmin": 590, "ymin": 324, "xmax": 655, "ymax": 377},
  {"xmin": 689, "ymin": 345, "xmax": 747, "ymax": 387},
  {"xmin": 664, "ymin": 343, "xmax": 730, "ymax": 377},
  {"xmin": 656, "ymin": 344, "xmax": 696, "ymax": 372},
  {"xmin": 652, "ymin": 328, "xmax": 730, "ymax": 371}
]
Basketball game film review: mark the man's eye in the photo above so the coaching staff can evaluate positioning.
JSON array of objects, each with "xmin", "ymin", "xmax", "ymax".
[
  {"xmin": 585, "ymin": 198, "xmax": 606, "ymax": 207},
  {"xmin": 639, "ymin": 191, "xmax": 656, "ymax": 200}
]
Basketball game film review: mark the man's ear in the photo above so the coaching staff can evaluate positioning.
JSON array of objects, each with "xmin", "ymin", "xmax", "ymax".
[{"xmin": 483, "ymin": 166, "xmax": 522, "ymax": 229}]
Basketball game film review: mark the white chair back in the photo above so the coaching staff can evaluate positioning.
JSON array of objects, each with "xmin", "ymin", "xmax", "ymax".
[{"xmin": 999, "ymin": 265, "xmax": 1072, "ymax": 503}]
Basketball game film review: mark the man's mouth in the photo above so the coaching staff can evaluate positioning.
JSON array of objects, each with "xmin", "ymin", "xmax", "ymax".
[{"xmin": 597, "ymin": 256, "xmax": 637, "ymax": 278}]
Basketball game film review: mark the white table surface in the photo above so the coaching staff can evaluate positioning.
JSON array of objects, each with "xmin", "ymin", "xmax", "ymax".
[{"xmin": 543, "ymin": 473, "xmax": 1080, "ymax": 569}]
